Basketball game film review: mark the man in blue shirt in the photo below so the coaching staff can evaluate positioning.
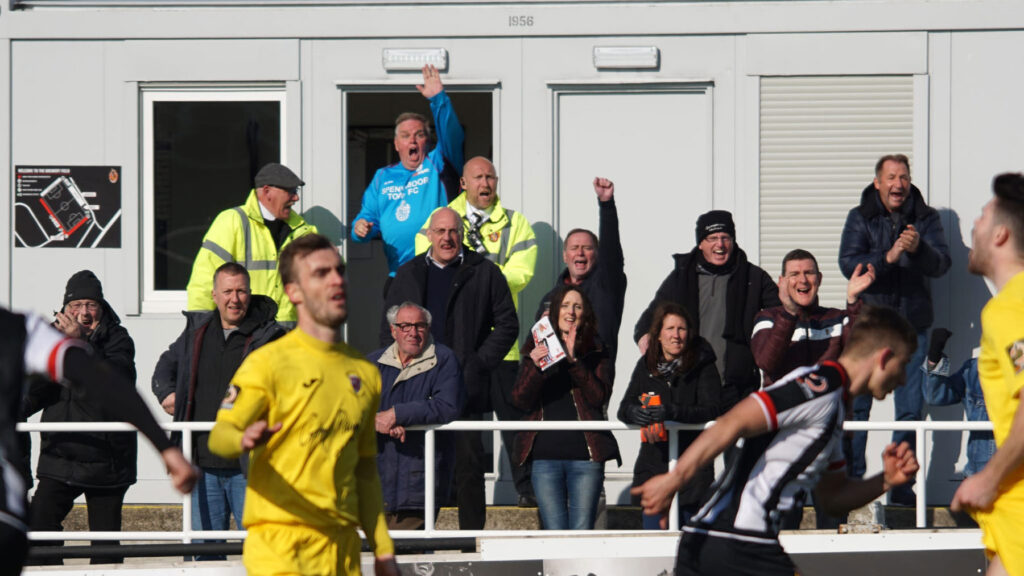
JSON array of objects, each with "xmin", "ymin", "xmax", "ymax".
[
  {"xmin": 923, "ymin": 328, "xmax": 995, "ymax": 477},
  {"xmin": 350, "ymin": 64, "xmax": 465, "ymax": 280}
]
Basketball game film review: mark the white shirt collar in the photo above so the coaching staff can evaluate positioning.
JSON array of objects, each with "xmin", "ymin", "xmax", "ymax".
[
  {"xmin": 426, "ymin": 248, "xmax": 464, "ymax": 269},
  {"xmin": 258, "ymin": 199, "xmax": 277, "ymax": 221},
  {"xmin": 465, "ymin": 202, "xmax": 493, "ymax": 224}
]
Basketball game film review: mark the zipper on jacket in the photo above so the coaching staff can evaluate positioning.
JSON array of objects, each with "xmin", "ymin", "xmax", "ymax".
[{"xmin": 570, "ymin": 387, "xmax": 595, "ymax": 461}]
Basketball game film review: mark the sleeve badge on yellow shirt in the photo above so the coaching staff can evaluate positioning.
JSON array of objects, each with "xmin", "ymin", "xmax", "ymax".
[
  {"xmin": 349, "ymin": 373, "xmax": 362, "ymax": 393},
  {"xmin": 1008, "ymin": 340, "xmax": 1024, "ymax": 375},
  {"xmin": 221, "ymin": 385, "xmax": 240, "ymax": 410}
]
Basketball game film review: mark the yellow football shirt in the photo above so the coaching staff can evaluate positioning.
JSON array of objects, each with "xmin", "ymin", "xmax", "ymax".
[
  {"xmin": 208, "ymin": 327, "xmax": 393, "ymax": 557},
  {"xmin": 979, "ymin": 270, "xmax": 1024, "ymax": 488},
  {"xmin": 974, "ymin": 270, "xmax": 1024, "ymax": 573}
]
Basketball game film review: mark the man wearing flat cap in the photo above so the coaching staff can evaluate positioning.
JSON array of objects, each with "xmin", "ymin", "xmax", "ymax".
[
  {"xmin": 634, "ymin": 210, "xmax": 779, "ymax": 409},
  {"xmin": 186, "ymin": 162, "xmax": 318, "ymax": 325}
]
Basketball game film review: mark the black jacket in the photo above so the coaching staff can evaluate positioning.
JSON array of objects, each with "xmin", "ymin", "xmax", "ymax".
[
  {"xmin": 151, "ymin": 295, "xmax": 283, "ymax": 466},
  {"xmin": 23, "ymin": 301, "xmax": 138, "ymax": 488},
  {"xmin": 152, "ymin": 296, "xmax": 282, "ymax": 420},
  {"xmin": 618, "ymin": 340, "xmax": 721, "ymax": 505},
  {"xmin": 536, "ymin": 198, "xmax": 628, "ymax": 364},
  {"xmin": 838, "ymin": 184, "xmax": 951, "ymax": 330},
  {"xmin": 383, "ymin": 251, "xmax": 519, "ymax": 414},
  {"xmin": 634, "ymin": 248, "xmax": 780, "ymax": 405}
]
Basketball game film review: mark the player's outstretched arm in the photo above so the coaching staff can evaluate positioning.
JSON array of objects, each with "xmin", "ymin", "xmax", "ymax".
[
  {"xmin": 817, "ymin": 442, "xmax": 919, "ymax": 516},
  {"xmin": 631, "ymin": 396, "xmax": 768, "ymax": 526},
  {"xmin": 63, "ymin": 347, "xmax": 198, "ymax": 494},
  {"xmin": 953, "ymin": 397, "xmax": 1024, "ymax": 513}
]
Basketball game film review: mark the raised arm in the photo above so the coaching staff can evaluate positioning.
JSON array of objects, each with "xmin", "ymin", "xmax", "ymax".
[{"xmin": 421, "ymin": 65, "xmax": 465, "ymax": 175}]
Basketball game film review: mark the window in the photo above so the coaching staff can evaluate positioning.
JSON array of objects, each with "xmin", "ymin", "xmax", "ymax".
[
  {"xmin": 142, "ymin": 86, "xmax": 286, "ymax": 313},
  {"xmin": 759, "ymin": 76, "xmax": 915, "ymax": 308}
]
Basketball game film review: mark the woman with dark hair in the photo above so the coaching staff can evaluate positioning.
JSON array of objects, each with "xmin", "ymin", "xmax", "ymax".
[
  {"xmin": 512, "ymin": 285, "xmax": 620, "ymax": 530},
  {"xmin": 618, "ymin": 301, "xmax": 722, "ymax": 529}
]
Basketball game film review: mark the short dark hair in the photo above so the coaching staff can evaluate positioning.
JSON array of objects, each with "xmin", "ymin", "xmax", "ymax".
[
  {"xmin": 213, "ymin": 262, "xmax": 250, "ymax": 287},
  {"xmin": 781, "ymin": 249, "xmax": 819, "ymax": 276},
  {"xmin": 992, "ymin": 172, "xmax": 1024, "ymax": 256},
  {"xmin": 644, "ymin": 302, "xmax": 699, "ymax": 375},
  {"xmin": 844, "ymin": 305, "xmax": 917, "ymax": 360},
  {"xmin": 564, "ymin": 228, "xmax": 599, "ymax": 250},
  {"xmin": 544, "ymin": 285, "xmax": 599, "ymax": 356},
  {"xmin": 394, "ymin": 112, "xmax": 431, "ymax": 138},
  {"xmin": 875, "ymin": 154, "xmax": 911, "ymax": 177},
  {"xmin": 278, "ymin": 234, "xmax": 336, "ymax": 286}
]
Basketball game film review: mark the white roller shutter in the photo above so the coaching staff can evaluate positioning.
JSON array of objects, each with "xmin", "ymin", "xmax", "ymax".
[{"xmin": 759, "ymin": 75, "xmax": 915, "ymax": 308}]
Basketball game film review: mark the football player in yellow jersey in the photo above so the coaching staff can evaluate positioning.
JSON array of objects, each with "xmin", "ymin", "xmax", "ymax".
[
  {"xmin": 953, "ymin": 173, "xmax": 1024, "ymax": 576},
  {"xmin": 209, "ymin": 233, "xmax": 398, "ymax": 576}
]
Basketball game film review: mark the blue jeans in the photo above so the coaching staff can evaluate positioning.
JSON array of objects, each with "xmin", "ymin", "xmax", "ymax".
[
  {"xmin": 531, "ymin": 460, "xmax": 604, "ymax": 530},
  {"xmin": 191, "ymin": 468, "xmax": 246, "ymax": 560},
  {"xmin": 849, "ymin": 330, "xmax": 928, "ymax": 480}
]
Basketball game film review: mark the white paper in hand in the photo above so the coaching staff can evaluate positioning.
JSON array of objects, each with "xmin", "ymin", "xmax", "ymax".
[{"xmin": 531, "ymin": 316, "xmax": 566, "ymax": 370}]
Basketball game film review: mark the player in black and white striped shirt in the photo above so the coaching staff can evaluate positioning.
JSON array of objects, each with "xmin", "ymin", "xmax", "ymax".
[
  {"xmin": 0, "ymin": 308, "xmax": 197, "ymax": 576},
  {"xmin": 633, "ymin": 306, "xmax": 921, "ymax": 576}
]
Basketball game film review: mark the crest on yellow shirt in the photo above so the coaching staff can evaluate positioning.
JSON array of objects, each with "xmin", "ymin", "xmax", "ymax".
[
  {"xmin": 349, "ymin": 373, "xmax": 362, "ymax": 393},
  {"xmin": 1008, "ymin": 340, "xmax": 1024, "ymax": 375},
  {"xmin": 221, "ymin": 385, "xmax": 240, "ymax": 410}
]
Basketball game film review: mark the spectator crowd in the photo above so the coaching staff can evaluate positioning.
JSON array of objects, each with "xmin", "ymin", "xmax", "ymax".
[{"xmin": 19, "ymin": 65, "xmax": 1004, "ymax": 568}]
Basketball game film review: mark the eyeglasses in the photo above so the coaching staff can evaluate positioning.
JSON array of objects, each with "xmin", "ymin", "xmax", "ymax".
[
  {"xmin": 393, "ymin": 322, "xmax": 429, "ymax": 333},
  {"xmin": 67, "ymin": 302, "xmax": 100, "ymax": 313}
]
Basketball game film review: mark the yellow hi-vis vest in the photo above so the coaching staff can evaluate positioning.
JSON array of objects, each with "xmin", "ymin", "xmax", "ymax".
[{"xmin": 186, "ymin": 190, "xmax": 318, "ymax": 323}]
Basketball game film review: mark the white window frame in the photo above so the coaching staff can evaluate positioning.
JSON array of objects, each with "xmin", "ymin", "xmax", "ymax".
[{"xmin": 141, "ymin": 85, "xmax": 287, "ymax": 314}]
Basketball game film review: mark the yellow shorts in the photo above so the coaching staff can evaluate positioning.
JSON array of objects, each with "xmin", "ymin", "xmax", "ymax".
[
  {"xmin": 243, "ymin": 523, "xmax": 362, "ymax": 576},
  {"xmin": 972, "ymin": 489, "xmax": 1024, "ymax": 575}
]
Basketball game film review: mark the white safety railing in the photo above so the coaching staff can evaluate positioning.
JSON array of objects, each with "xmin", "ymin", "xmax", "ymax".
[{"xmin": 16, "ymin": 418, "xmax": 994, "ymax": 543}]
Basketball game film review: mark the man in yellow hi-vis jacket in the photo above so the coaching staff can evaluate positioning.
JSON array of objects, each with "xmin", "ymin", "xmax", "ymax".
[
  {"xmin": 186, "ymin": 163, "xmax": 318, "ymax": 325},
  {"xmin": 415, "ymin": 156, "xmax": 538, "ymax": 505}
]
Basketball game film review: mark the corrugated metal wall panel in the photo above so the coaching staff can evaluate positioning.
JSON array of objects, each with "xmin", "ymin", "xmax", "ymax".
[{"xmin": 759, "ymin": 75, "xmax": 914, "ymax": 308}]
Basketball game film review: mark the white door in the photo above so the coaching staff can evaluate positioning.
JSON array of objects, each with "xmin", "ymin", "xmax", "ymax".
[{"xmin": 554, "ymin": 84, "xmax": 714, "ymax": 409}]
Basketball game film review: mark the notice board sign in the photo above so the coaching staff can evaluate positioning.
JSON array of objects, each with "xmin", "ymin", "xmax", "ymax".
[{"xmin": 14, "ymin": 166, "xmax": 122, "ymax": 248}]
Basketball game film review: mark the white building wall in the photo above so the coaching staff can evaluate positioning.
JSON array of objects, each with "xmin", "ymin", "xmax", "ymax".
[{"xmin": 5, "ymin": 1, "xmax": 1024, "ymax": 506}]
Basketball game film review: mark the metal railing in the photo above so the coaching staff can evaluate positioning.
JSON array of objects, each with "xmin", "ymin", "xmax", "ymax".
[{"xmin": 16, "ymin": 418, "xmax": 993, "ymax": 543}]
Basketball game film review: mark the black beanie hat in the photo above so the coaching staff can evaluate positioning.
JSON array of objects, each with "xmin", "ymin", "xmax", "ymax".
[
  {"xmin": 695, "ymin": 210, "xmax": 736, "ymax": 244},
  {"xmin": 63, "ymin": 270, "xmax": 104, "ymax": 306}
]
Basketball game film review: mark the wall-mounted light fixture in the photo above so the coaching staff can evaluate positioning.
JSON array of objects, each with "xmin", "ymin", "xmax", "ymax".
[
  {"xmin": 593, "ymin": 46, "xmax": 660, "ymax": 70},
  {"xmin": 382, "ymin": 48, "xmax": 449, "ymax": 72}
]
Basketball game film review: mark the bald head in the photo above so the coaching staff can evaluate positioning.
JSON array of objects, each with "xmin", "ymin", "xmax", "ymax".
[
  {"xmin": 461, "ymin": 156, "xmax": 499, "ymax": 211},
  {"xmin": 427, "ymin": 207, "xmax": 463, "ymax": 265}
]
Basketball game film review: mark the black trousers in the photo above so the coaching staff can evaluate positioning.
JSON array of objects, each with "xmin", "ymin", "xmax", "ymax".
[
  {"xmin": 454, "ymin": 417, "xmax": 487, "ymax": 530},
  {"xmin": 676, "ymin": 531, "xmax": 797, "ymax": 576},
  {"xmin": 28, "ymin": 478, "xmax": 129, "ymax": 565},
  {"xmin": 0, "ymin": 523, "xmax": 27, "ymax": 576},
  {"xmin": 490, "ymin": 360, "xmax": 534, "ymax": 499}
]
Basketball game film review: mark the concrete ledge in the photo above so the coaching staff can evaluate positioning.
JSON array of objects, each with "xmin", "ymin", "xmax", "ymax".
[{"xmin": 58, "ymin": 503, "xmax": 978, "ymax": 533}]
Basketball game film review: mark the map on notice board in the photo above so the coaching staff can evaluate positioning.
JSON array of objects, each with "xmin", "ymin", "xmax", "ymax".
[{"xmin": 14, "ymin": 166, "xmax": 122, "ymax": 248}]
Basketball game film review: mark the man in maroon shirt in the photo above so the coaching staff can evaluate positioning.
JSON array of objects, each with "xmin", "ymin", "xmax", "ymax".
[{"xmin": 749, "ymin": 248, "xmax": 874, "ymax": 528}]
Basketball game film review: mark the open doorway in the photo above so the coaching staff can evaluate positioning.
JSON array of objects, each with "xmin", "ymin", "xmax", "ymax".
[{"xmin": 343, "ymin": 89, "xmax": 494, "ymax": 355}]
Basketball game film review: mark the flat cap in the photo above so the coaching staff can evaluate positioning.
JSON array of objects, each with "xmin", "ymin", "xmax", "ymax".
[{"xmin": 254, "ymin": 163, "xmax": 305, "ymax": 189}]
